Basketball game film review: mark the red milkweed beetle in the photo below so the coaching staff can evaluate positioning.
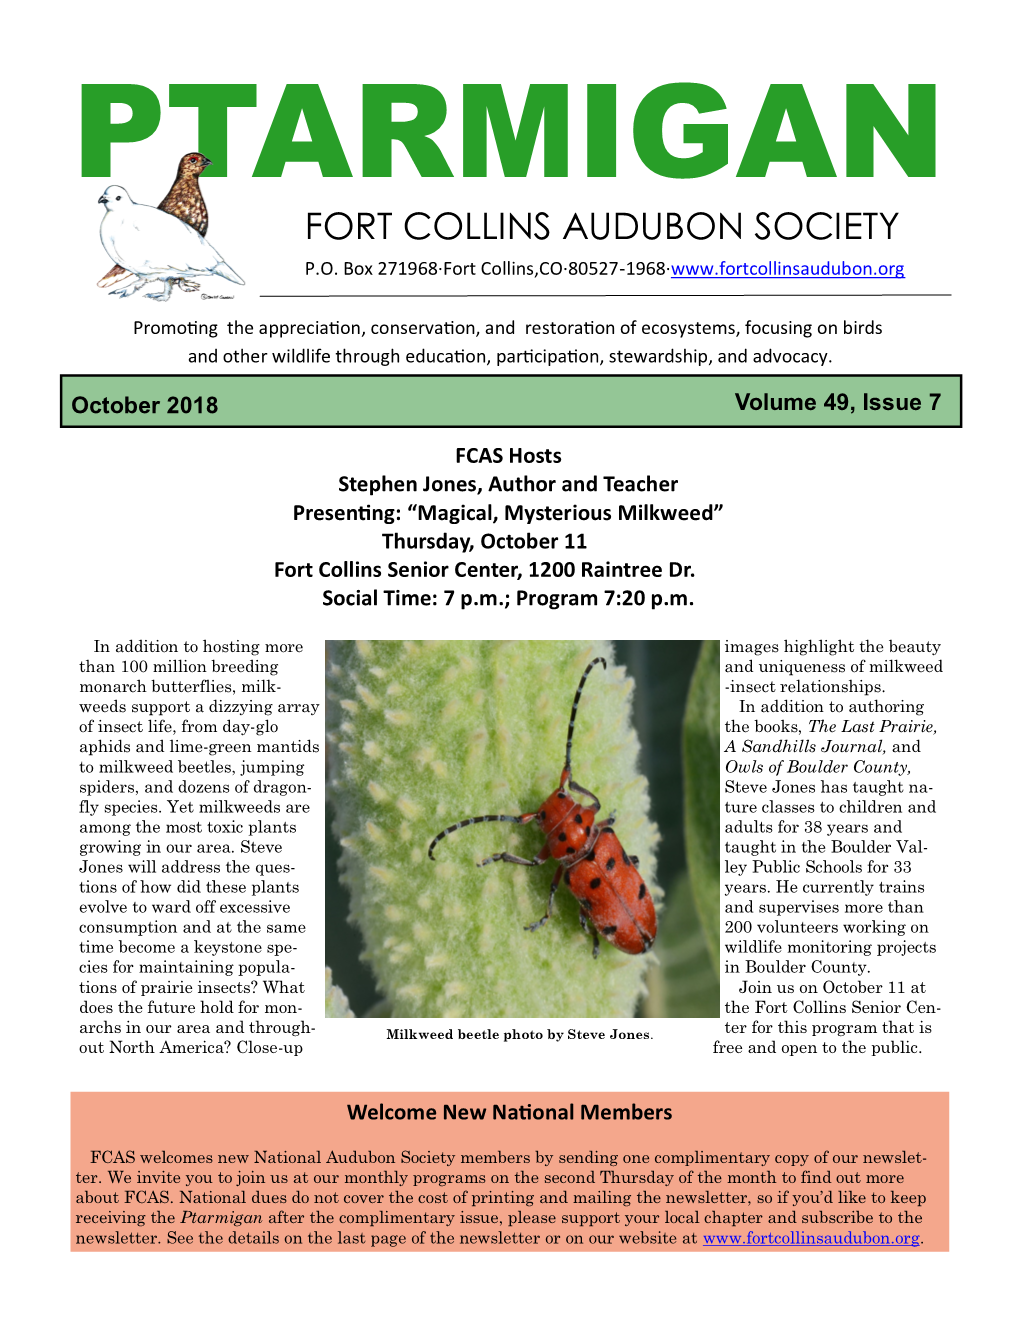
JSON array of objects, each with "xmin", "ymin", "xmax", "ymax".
[{"xmin": 427, "ymin": 657, "xmax": 656, "ymax": 958}]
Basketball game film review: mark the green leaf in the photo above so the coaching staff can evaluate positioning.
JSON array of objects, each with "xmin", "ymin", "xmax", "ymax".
[
  {"xmin": 642, "ymin": 874, "xmax": 719, "ymax": 1017},
  {"xmin": 682, "ymin": 641, "xmax": 720, "ymax": 973},
  {"xmin": 326, "ymin": 641, "xmax": 659, "ymax": 1018},
  {"xmin": 324, "ymin": 968, "xmax": 355, "ymax": 1018}
]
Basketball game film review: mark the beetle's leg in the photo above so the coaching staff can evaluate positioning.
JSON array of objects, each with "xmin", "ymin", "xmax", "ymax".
[
  {"xmin": 566, "ymin": 776, "xmax": 601, "ymax": 817},
  {"xmin": 578, "ymin": 906, "xmax": 600, "ymax": 959},
  {"xmin": 480, "ymin": 852, "xmax": 543, "ymax": 868},
  {"xmin": 479, "ymin": 840, "xmax": 550, "ymax": 869},
  {"xmin": 525, "ymin": 865, "xmax": 564, "ymax": 932}
]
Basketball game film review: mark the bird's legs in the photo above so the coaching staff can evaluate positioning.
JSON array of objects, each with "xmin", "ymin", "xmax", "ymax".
[
  {"xmin": 144, "ymin": 280, "xmax": 174, "ymax": 303},
  {"xmin": 108, "ymin": 278, "xmax": 149, "ymax": 298}
]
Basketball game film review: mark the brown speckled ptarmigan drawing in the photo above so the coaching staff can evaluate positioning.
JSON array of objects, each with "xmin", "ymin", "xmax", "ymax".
[{"xmin": 97, "ymin": 152, "xmax": 211, "ymax": 292}]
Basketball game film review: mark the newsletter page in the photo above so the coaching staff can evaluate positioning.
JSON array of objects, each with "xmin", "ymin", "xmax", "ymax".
[{"xmin": 8, "ymin": 4, "xmax": 1011, "ymax": 1316}]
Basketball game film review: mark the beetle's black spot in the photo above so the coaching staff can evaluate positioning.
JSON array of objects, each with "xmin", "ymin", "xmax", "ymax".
[
  {"xmin": 602, "ymin": 925, "xmax": 617, "ymax": 936},
  {"xmin": 602, "ymin": 827, "xmax": 615, "ymax": 835},
  {"xmin": 638, "ymin": 883, "xmax": 646, "ymax": 900},
  {"xmin": 585, "ymin": 826, "xmax": 591, "ymax": 837},
  {"xmin": 589, "ymin": 877, "xmax": 601, "ymax": 889},
  {"xmin": 574, "ymin": 814, "xmax": 583, "ymax": 825},
  {"xmin": 606, "ymin": 856, "xmax": 616, "ymax": 871},
  {"xmin": 540, "ymin": 811, "xmax": 546, "ymax": 819},
  {"xmin": 558, "ymin": 832, "xmax": 567, "ymax": 843},
  {"xmin": 557, "ymin": 792, "xmax": 567, "ymax": 799},
  {"xmin": 566, "ymin": 846, "xmax": 576, "ymax": 854}
]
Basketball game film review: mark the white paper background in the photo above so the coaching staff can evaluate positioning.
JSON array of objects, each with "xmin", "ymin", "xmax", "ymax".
[{"xmin": 5, "ymin": 2, "xmax": 1012, "ymax": 1314}]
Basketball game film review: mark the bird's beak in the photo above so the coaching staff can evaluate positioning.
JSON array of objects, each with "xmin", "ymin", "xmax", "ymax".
[{"xmin": 98, "ymin": 195, "xmax": 105, "ymax": 204}]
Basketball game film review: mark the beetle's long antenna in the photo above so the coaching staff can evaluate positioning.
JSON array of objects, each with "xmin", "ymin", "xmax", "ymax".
[
  {"xmin": 564, "ymin": 657, "xmax": 606, "ymax": 777},
  {"xmin": 428, "ymin": 814, "xmax": 528, "ymax": 860}
]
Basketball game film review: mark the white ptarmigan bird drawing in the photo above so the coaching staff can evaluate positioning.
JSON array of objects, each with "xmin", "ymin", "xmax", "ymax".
[
  {"xmin": 98, "ymin": 185, "xmax": 244, "ymax": 302},
  {"xmin": 98, "ymin": 152, "xmax": 212, "ymax": 292}
]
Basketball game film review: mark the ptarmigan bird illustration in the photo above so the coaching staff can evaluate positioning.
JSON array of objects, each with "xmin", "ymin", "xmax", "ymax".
[
  {"xmin": 98, "ymin": 186, "xmax": 244, "ymax": 301},
  {"xmin": 98, "ymin": 153, "xmax": 211, "ymax": 292}
]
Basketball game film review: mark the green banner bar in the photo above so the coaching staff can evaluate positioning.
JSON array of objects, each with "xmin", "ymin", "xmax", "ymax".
[{"xmin": 61, "ymin": 375, "xmax": 961, "ymax": 428}]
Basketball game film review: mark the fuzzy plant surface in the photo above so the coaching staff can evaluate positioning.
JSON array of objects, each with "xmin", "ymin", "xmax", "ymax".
[
  {"xmin": 324, "ymin": 968, "xmax": 354, "ymax": 1018},
  {"xmin": 682, "ymin": 641, "xmax": 721, "ymax": 974},
  {"xmin": 326, "ymin": 640, "xmax": 660, "ymax": 1018}
]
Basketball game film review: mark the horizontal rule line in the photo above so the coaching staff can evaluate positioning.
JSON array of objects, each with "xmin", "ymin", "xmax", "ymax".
[{"xmin": 259, "ymin": 293, "xmax": 951, "ymax": 299}]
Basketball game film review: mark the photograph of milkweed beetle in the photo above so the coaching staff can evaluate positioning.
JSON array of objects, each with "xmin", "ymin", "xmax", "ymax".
[{"xmin": 326, "ymin": 640, "xmax": 718, "ymax": 1019}]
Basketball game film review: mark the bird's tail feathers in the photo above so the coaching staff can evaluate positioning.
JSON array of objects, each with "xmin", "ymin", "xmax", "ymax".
[
  {"xmin": 98, "ymin": 265, "xmax": 133, "ymax": 289},
  {"xmin": 212, "ymin": 262, "xmax": 244, "ymax": 285}
]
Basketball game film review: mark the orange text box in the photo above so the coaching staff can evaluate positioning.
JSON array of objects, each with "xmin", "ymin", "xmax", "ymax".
[{"xmin": 71, "ymin": 1092, "xmax": 947, "ymax": 1252}]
